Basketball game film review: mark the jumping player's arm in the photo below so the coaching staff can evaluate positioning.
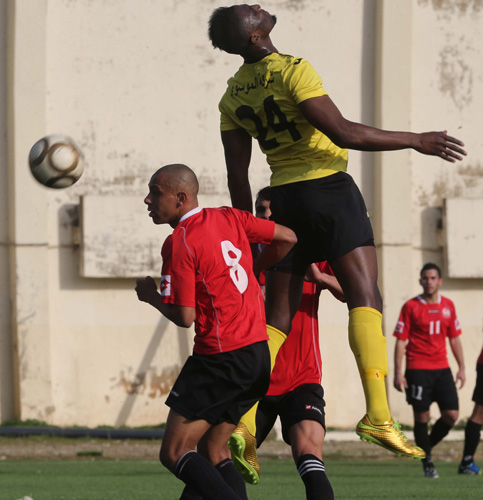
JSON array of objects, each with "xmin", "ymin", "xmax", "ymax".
[
  {"xmin": 135, "ymin": 276, "xmax": 196, "ymax": 328},
  {"xmin": 449, "ymin": 336, "xmax": 466, "ymax": 389},
  {"xmin": 298, "ymin": 95, "xmax": 467, "ymax": 162},
  {"xmin": 252, "ymin": 223, "xmax": 297, "ymax": 276},
  {"xmin": 393, "ymin": 338, "xmax": 408, "ymax": 392},
  {"xmin": 222, "ymin": 128, "xmax": 254, "ymax": 212}
]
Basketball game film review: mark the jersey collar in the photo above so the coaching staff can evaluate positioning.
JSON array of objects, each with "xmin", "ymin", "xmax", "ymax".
[
  {"xmin": 179, "ymin": 206, "xmax": 202, "ymax": 223},
  {"xmin": 417, "ymin": 293, "xmax": 441, "ymax": 305}
]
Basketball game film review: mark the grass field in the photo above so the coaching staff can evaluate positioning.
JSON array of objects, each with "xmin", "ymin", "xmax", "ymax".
[{"xmin": 2, "ymin": 458, "xmax": 482, "ymax": 500}]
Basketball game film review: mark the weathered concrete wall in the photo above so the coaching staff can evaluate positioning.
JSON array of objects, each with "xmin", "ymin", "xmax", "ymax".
[
  {"xmin": 0, "ymin": 0, "xmax": 481, "ymax": 428},
  {"xmin": 0, "ymin": 0, "xmax": 13, "ymax": 423}
]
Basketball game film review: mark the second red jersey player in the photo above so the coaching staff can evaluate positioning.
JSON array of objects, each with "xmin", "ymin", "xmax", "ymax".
[
  {"xmin": 393, "ymin": 262, "xmax": 465, "ymax": 479},
  {"xmin": 394, "ymin": 294, "xmax": 461, "ymax": 370}
]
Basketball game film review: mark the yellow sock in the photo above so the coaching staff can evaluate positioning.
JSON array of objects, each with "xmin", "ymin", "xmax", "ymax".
[
  {"xmin": 238, "ymin": 325, "xmax": 287, "ymax": 435},
  {"xmin": 348, "ymin": 307, "xmax": 391, "ymax": 424},
  {"xmin": 266, "ymin": 324, "xmax": 287, "ymax": 371}
]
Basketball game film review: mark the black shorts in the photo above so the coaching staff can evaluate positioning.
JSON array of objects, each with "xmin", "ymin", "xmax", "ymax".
[
  {"xmin": 255, "ymin": 384, "xmax": 326, "ymax": 446},
  {"xmin": 405, "ymin": 368, "xmax": 459, "ymax": 412},
  {"xmin": 166, "ymin": 341, "xmax": 270, "ymax": 426},
  {"xmin": 269, "ymin": 172, "xmax": 374, "ymax": 275},
  {"xmin": 472, "ymin": 364, "xmax": 483, "ymax": 405}
]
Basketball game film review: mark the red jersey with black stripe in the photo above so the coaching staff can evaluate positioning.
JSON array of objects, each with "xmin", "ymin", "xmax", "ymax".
[
  {"xmin": 267, "ymin": 261, "xmax": 336, "ymax": 395},
  {"xmin": 393, "ymin": 295, "xmax": 461, "ymax": 370},
  {"xmin": 160, "ymin": 207, "xmax": 274, "ymax": 355}
]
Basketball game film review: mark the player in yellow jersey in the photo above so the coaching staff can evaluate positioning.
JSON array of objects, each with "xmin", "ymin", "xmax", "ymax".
[{"xmin": 208, "ymin": 4, "xmax": 467, "ymax": 483}]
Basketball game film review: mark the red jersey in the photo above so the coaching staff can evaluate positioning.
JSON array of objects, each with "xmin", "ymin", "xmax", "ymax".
[
  {"xmin": 267, "ymin": 261, "xmax": 337, "ymax": 396},
  {"xmin": 393, "ymin": 295, "xmax": 461, "ymax": 370},
  {"xmin": 160, "ymin": 207, "xmax": 275, "ymax": 355}
]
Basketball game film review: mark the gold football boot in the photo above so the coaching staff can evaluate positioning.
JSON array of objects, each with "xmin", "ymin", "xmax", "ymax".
[
  {"xmin": 356, "ymin": 414, "xmax": 426, "ymax": 459},
  {"xmin": 228, "ymin": 422, "xmax": 260, "ymax": 485}
]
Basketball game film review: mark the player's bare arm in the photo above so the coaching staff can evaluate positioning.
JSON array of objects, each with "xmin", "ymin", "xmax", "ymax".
[
  {"xmin": 299, "ymin": 95, "xmax": 467, "ymax": 162},
  {"xmin": 252, "ymin": 224, "xmax": 297, "ymax": 276},
  {"xmin": 135, "ymin": 276, "xmax": 196, "ymax": 328},
  {"xmin": 221, "ymin": 128, "xmax": 253, "ymax": 211},
  {"xmin": 449, "ymin": 336, "xmax": 466, "ymax": 389},
  {"xmin": 393, "ymin": 338, "xmax": 408, "ymax": 392},
  {"xmin": 304, "ymin": 263, "xmax": 345, "ymax": 300}
]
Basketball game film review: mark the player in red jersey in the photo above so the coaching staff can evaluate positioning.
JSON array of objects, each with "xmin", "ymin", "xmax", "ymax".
[
  {"xmin": 135, "ymin": 164, "xmax": 296, "ymax": 500},
  {"xmin": 394, "ymin": 263, "xmax": 465, "ymax": 478},
  {"xmin": 229, "ymin": 187, "xmax": 342, "ymax": 499},
  {"xmin": 459, "ymin": 344, "xmax": 483, "ymax": 475}
]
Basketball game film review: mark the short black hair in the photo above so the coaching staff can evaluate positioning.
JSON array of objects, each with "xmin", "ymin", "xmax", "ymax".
[
  {"xmin": 255, "ymin": 186, "xmax": 271, "ymax": 203},
  {"xmin": 208, "ymin": 7, "xmax": 239, "ymax": 54},
  {"xmin": 420, "ymin": 262, "xmax": 442, "ymax": 278}
]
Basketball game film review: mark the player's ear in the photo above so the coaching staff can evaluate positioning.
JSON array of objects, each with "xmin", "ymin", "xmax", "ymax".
[
  {"xmin": 177, "ymin": 191, "xmax": 188, "ymax": 206},
  {"xmin": 249, "ymin": 32, "xmax": 260, "ymax": 44}
]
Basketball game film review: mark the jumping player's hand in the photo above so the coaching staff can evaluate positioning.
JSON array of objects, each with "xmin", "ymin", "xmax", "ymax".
[
  {"xmin": 455, "ymin": 368, "xmax": 466, "ymax": 389},
  {"xmin": 135, "ymin": 276, "xmax": 159, "ymax": 304},
  {"xmin": 394, "ymin": 373, "xmax": 407, "ymax": 392},
  {"xmin": 413, "ymin": 131, "xmax": 466, "ymax": 162}
]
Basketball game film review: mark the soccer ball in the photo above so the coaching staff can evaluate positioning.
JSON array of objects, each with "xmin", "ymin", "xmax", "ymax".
[{"xmin": 28, "ymin": 134, "xmax": 84, "ymax": 188}]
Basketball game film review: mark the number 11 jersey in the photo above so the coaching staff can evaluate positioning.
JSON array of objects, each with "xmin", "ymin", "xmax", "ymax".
[
  {"xmin": 219, "ymin": 52, "xmax": 348, "ymax": 187},
  {"xmin": 393, "ymin": 295, "xmax": 462, "ymax": 370},
  {"xmin": 160, "ymin": 207, "xmax": 274, "ymax": 355}
]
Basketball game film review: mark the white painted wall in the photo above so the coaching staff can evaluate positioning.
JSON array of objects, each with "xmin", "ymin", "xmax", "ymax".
[{"xmin": 0, "ymin": 0, "xmax": 481, "ymax": 429}]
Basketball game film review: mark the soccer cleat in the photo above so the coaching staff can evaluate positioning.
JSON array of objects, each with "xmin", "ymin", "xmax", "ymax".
[
  {"xmin": 423, "ymin": 462, "xmax": 439, "ymax": 478},
  {"xmin": 458, "ymin": 462, "xmax": 482, "ymax": 475},
  {"xmin": 228, "ymin": 422, "xmax": 260, "ymax": 485},
  {"xmin": 356, "ymin": 414, "xmax": 426, "ymax": 459}
]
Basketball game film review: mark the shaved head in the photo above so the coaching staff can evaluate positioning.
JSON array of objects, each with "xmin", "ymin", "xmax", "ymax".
[
  {"xmin": 151, "ymin": 164, "xmax": 199, "ymax": 199},
  {"xmin": 145, "ymin": 164, "xmax": 199, "ymax": 227}
]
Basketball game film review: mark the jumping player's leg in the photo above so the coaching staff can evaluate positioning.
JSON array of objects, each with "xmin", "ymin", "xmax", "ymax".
[
  {"xmin": 330, "ymin": 246, "xmax": 424, "ymax": 459},
  {"xmin": 229, "ymin": 271, "xmax": 303, "ymax": 484},
  {"xmin": 161, "ymin": 410, "xmax": 243, "ymax": 500}
]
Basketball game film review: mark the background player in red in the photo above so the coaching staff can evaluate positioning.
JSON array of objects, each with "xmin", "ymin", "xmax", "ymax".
[
  {"xmin": 394, "ymin": 263, "xmax": 465, "ymax": 479},
  {"xmin": 458, "ymin": 343, "xmax": 483, "ymax": 475},
  {"xmin": 208, "ymin": 3, "xmax": 466, "ymax": 464},
  {"xmin": 231, "ymin": 187, "xmax": 344, "ymax": 498},
  {"xmin": 135, "ymin": 164, "xmax": 296, "ymax": 500}
]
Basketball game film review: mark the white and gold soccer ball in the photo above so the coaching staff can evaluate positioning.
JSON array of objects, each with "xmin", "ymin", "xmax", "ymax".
[{"xmin": 28, "ymin": 134, "xmax": 84, "ymax": 188}]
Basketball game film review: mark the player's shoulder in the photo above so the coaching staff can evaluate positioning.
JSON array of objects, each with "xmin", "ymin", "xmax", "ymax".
[
  {"xmin": 439, "ymin": 294, "xmax": 453, "ymax": 304},
  {"xmin": 439, "ymin": 295, "xmax": 456, "ymax": 309}
]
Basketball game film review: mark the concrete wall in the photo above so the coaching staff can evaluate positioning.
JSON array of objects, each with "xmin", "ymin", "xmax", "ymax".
[{"xmin": 0, "ymin": 0, "xmax": 481, "ymax": 429}]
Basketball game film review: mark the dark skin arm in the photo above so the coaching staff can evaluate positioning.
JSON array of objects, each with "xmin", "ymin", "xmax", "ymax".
[
  {"xmin": 299, "ymin": 95, "xmax": 466, "ymax": 162},
  {"xmin": 222, "ymin": 128, "xmax": 253, "ymax": 211},
  {"xmin": 135, "ymin": 276, "xmax": 196, "ymax": 328}
]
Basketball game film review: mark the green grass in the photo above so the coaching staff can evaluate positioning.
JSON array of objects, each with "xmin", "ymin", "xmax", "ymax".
[{"xmin": 1, "ymin": 458, "xmax": 482, "ymax": 500}]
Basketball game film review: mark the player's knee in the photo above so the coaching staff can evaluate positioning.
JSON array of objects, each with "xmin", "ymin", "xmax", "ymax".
[
  {"xmin": 159, "ymin": 446, "xmax": 170, "ymax": 469},
  {"xmin": 442, "ymin": 411, "xmax": 458, "ymax": 427},
  {"xmin": 159, "ymin": 443, "xmax": 181, "ymax": 471}
]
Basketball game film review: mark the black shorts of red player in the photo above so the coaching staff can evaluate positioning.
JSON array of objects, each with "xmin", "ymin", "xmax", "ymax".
[
  {"xmin": 165, "ymin": 341, "xmax": 270, "ymax": 426},
  {"xmin": 255, "ymin": 383, "xmax": 326, "ymax": 446},
  {"xmin": 404, "ymin": 368, "xmax": 459, "ymax": 413},
  {"xmin": 472, "ymin": 364, "xmax": 483, "ymax": 406},
  {"xmin": 269, "ymin": 172, "xmax": 374, "ymax": 276}
]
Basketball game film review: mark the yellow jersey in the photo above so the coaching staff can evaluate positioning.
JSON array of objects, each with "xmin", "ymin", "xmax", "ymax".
[{"xmin": 219, "ymin": 53, "xmax": 348, "ymax": 187}]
